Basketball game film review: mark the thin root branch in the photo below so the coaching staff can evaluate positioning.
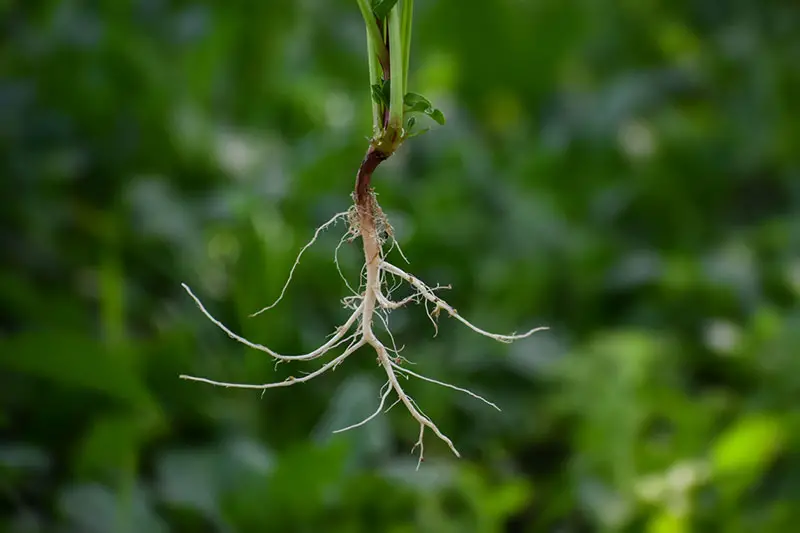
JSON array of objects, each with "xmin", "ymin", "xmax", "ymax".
[
  {"xmin": 182, "ymin": 283, "xmax": 363, "ymax": 361},
  {"xmin": 334, "ymin": 224, "xmax": 360, "ymax": 298},
  {"xmin": 376, "ymin": 283, "xmax": 450, "ymax": 310},
  {"xmin": 390, "ymin": 360, "xmax": 501, "ymax": 411},
  {"xmin": 424, "ymin": 299, "xmax": 440, "ymax": 337},
  {"xmin": 375, "ymin": 309, "xmax": 404, "ymax": 357},
  {"xmin": 332, "ymin": 381, "xmax": 392, "ymax": 434},
  {"xmin": 413, "ymin": 425, "xmax": 425, "ymax": 470},
  {"xmin": 380, "ymin": 262, "xmax": 549, "ymax": 343},
  {"xmin": 180, "ymin": 339, "xmax": 365, "ymax": 389},
  {"xmin": 251, "ymin": 211, "xmax": 349, "ymax": 317},
  {"xmin": 386, "ymin": 233, "xmax": 411, "ymax": 265},
  {"xmin": 369, "ymin": 336, "xmax": 460, "ymax": 464},
  {"xmin": 384, "ymin": 398, "xmax": 401, "ymax": 413}
]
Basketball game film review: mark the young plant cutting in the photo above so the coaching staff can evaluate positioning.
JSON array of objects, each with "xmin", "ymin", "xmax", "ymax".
[{"xmin": 181, "ymin": 0, "xmax": 546, "ymax": 467}]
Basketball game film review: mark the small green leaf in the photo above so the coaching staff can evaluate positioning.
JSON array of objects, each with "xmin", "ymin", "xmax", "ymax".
[
  {"xmin": 405, "ymin": 128, "xmax": 430, "ymax": 139},
  {"xmin": 404, "ymin": 92, "xmax": 432, "ymax": 108},
  {"xmin": 426, "ymin": 108, "xmax": 446, "ymax": 125},
  {"xmin": 370, "ymin": 79, "xmax": 391, "ymax": 108},
  {"xmin": 406, "ymin": 116, "xmax": 416, "ymax": 130},
  {"xmin": 404, "ymin": 92, "xmax": 446, "ymax": 125},
  {"xmin": 405, "ymin": 102, "xmax": 429, "ymax": 114},
  {"xmin": 381, "ymin": 79, "xmax": 391, "ymax": 103},
  {"xmin": 371, "ymin": 85, "xmax": 385, "ymax": 107},
  {"xmin": 372, "ymin": 0, "xmax": 399, "ymax": 20}
]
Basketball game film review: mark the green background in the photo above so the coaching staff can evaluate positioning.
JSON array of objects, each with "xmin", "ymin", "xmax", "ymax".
[{"xmin": 2, "ymin": 1, "xmax": 799, "ymax": 531}]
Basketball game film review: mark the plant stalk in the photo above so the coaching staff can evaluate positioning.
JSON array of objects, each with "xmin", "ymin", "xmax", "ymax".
[
  {"xmin": 366, "ymin": 26, "xmax": 382, "ymax": 133},
  {"xmin": 387, "ymin": 5, "xmax": 405, "ymax": 130},
  {"xmin": 401, "ymin": 0, "xmax": 413, "ymax": 96},
  {"xmin": 355, "ymin": 0, "xmax": 389, "ymax": 70}
]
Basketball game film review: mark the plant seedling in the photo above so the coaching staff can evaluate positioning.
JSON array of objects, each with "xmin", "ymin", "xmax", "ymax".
[{"xmin": 181, "ymin": 0, "xmax": 546, "ymax": 468}]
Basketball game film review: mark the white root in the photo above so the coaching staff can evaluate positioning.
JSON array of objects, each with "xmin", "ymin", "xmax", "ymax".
[
  {"xmin": 374, "ymin": 308, "xmax": 404, "ymax": 356},
  {"xmin": 334, "ymin": 228, "xmax": 360, "ymax": 298},
  {"xmin": 182, "ymin": 283, "xmax": 363, "ymax": 362},
  {"xmin": 370, "ymin": 335, "xmax": 460, "ymax": 467},
  {"xmin": 389, "ymin": 360, "xmax": 501, "ymax": 412},
  {"xmin": 182, "ymin": 199, "xmax": 546, "ymax": 467},
  {"xmin": 251, "ymin": 210, "xmax": 350, "ymax": 317},
  {"xmin": 332, "ymin": 381, "xmax": 392, "ymax": 434},
  {"xmin": 380, "ymin": 261, "xmax": 549, "ymax": 343},
  {"xmin": 375, "ymin": 284, "xmax": 450, "ymax": 310},
  {"xmin": 180, "ymin": 338, "xmax": 365, "ymax": 389}
]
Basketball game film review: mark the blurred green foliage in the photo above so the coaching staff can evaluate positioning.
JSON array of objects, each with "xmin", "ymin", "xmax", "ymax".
[{"xmin": 1, "ymin": 0, "xmax": 799, "ymax": 532}]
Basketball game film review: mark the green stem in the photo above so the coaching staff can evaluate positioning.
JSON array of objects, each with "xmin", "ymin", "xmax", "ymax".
[
  {"xmin": 401, "ymin": 0, "xmax": 413, "ymax": 96},
  {"xmin": 387, "ymin": 4, "xmax": 404, "ymax": 129},
  {"xmin": 355, "ymin": 0, "xmax": 389, "ymax": 69},
  {"xmin": 366, "ymin": 27, "xmax": 382, "ymax": 133}
]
